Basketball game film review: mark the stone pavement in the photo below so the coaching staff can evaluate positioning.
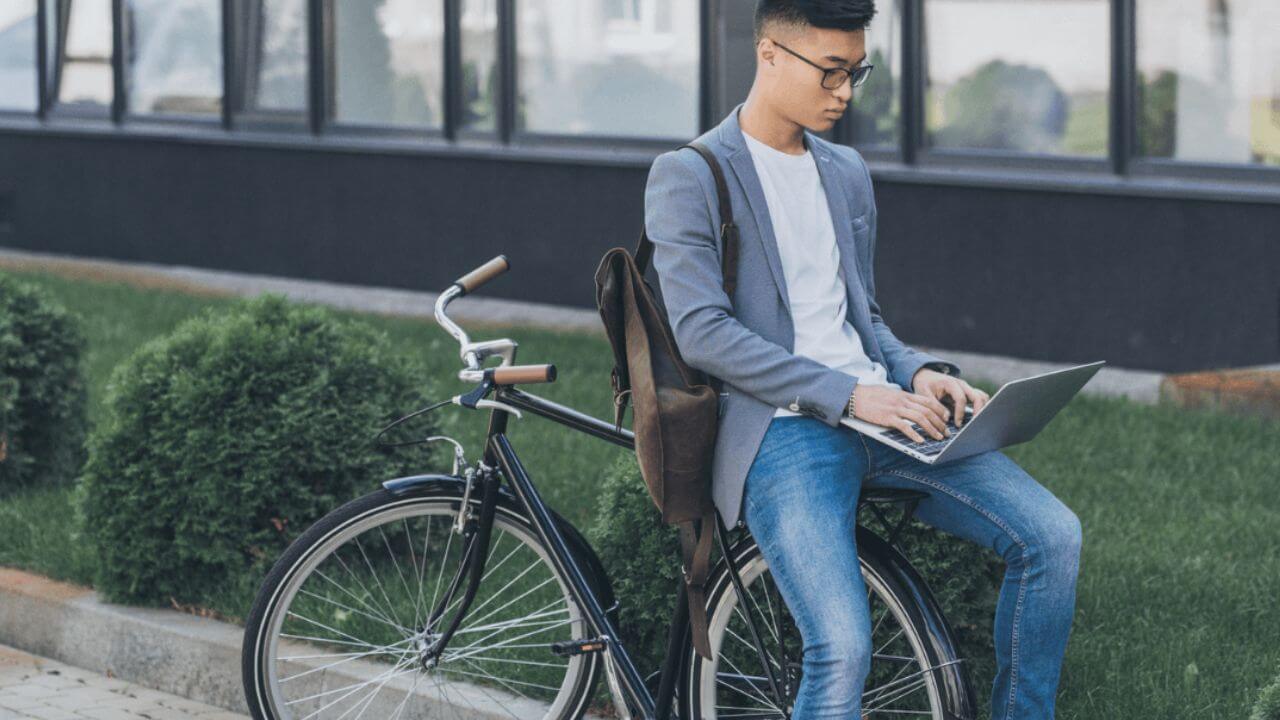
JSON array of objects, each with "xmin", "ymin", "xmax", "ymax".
[{"xmin": 0, "ymin": 644, "xmax": 248, "ymax": 720}]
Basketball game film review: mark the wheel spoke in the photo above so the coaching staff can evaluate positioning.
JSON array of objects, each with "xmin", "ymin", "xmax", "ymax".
[{"xmin": 254, "ymin": 497, "xmax": 589, "ymax": 719}]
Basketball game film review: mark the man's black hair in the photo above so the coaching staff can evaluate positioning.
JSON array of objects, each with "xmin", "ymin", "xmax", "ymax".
[{"xmin": 753, "ymin": 0, "xmax": 877, "ymax": 46}]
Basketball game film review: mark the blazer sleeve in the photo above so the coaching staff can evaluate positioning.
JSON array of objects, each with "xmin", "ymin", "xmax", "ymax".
[
  {"xmin": 644, "ymin": 149, "xmax": 858, "ymax": 427},
  {"xmin": 850, "ymin": 149, "xmax": 962, "ymax": 392}
]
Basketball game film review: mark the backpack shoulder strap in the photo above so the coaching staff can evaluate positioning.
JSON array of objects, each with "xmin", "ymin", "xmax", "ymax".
[{"xmin": 635, "ymin": 142, "xmax": 739, "ymax": 304}]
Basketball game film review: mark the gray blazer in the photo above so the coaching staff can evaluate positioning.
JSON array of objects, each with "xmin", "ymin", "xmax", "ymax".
[{"xmin": 643, "ymin": 102, "xmax": 961, "ymax": 530}]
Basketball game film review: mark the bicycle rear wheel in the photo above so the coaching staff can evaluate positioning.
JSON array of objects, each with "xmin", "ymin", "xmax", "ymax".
[
  {"xmin": 242, "ymin": 484, "xmax": 603, "ymax": 720},
  {"xmin": 683, "ymin": 526, "xmax": 975, "ymax": 719}
]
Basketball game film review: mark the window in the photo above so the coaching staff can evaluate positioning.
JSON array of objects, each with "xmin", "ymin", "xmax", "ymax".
[
  {"xmin": 0, "ymin": 4, "xmax": 37, "ymax": 112},
  {"xmin": 126, "ymin": 0, "xmax": 222, "ymax": 116},
  {"xmin": 238, "ymin": 0, "xmax": 307, "ymax": 114},
  {"xmin": 847, "ymin": 0, "xmax": 900, "ymax": 148},
  {"xmin": 333, "ymin": 0, "xmax": 445, "ymax": 128},
  {"xmin": 923, "ymin": 0, "xmax": 1110, "ymax": 157},
  {"xmin": 1137, "ymin": 0, "xmax": 1280, "ymax": 167},
  {"xmin": 516, "ymin": 0, "xmax": 698, "ymax": 139},
  {"xmin": 56, "ymin": 0, "xmax": 114, "ymax": 113},
  {"xmin": 459, "ymin": 0, "xmax": 497, "ymax": 132}
]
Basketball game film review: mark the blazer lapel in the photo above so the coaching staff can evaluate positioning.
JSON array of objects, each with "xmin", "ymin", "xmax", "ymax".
[
  {"xmin": 719, "ymin": 105, "xmax": 792, "ymax": 319},
  {"xmin": 715, "ymin": 103, "xmax": 881, "ymax": 363},
  {"xmin": 809, "ymin": 136, "xmax": 874, "ymax": 331},
  {"xmin": 810, "ymin": 132, "xmax": 887, "ymax": 367}
]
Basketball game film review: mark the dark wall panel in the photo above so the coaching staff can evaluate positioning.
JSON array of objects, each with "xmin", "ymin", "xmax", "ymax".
[{"xmin": 1, "ymin": 131, "xmax": 1276, "ymax": 373}]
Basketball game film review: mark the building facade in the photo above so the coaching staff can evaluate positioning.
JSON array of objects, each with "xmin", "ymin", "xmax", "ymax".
[{"xmin": 0, "ymin": 0, "xmax": 1278, "ymax": 372}]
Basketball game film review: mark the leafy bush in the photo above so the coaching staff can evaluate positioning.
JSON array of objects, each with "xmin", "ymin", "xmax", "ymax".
[
  {"xmin": 589, "ymin": 454, "xmax": 1002, "ymax": 688},
  {"xmin": 0, "ymin": 273, "xmax": 88, "ymax": 490},
  {"xmin": 587, "ymin": 454, "xmax": 685, "ymax": 682},
  {"xmin": 75, "ymin": 295, "xmax": 452, "ymax": 611},
  {"xmin": 1253, "ymin": 670, "xmax": 1280, "ymax": 720}
]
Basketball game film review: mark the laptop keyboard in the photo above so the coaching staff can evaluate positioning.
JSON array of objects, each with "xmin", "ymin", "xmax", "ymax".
[{"xmin": 880, "ymin": 406, "xmax": 974, "ymax": 455}]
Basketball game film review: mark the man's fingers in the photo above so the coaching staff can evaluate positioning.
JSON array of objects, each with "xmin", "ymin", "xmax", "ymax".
[
  {"xmin": 902, "ymin": 406, "xmax": 946, "ymax": 440},
  {"xmin": 908, "ymin": 392, "xmax": 951, "ymax": 426},
  {"xmin": 969, "ymin": 386, "xmax": 990, "ymax": 416},
  {"xmin": 894, "ymin": 418, "xmax": 926, "ymax": 444},
  {"xmin": 946, "ymin": 383, "xmax": 968, "ymax": 426},
  {"xmin": 910, "ymin": 399, "xmax": 950, "ymax": 438}
]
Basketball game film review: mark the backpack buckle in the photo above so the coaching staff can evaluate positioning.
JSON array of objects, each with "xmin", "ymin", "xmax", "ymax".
[{"xmin": 612, "ymin": 389, "xmax": 631, "ymax": 433}]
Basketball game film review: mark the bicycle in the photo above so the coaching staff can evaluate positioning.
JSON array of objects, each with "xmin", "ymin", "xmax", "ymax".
[{"xmin": 241, "ymin": 255, "xmax": 978, "ymax": 719}]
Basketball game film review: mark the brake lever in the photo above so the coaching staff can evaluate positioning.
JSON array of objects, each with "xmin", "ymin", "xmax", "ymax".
[{"xmin": 471, "ymin": 398, "xmax": 523, "ymax": 419}]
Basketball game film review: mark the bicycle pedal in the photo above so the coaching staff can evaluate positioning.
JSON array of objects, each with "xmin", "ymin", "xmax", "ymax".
[{"xmin": 550, "ymin": 637, "xmax": 609, "ymax": 657}]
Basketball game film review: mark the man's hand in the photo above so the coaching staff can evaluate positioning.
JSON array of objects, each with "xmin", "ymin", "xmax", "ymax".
[
  {"xmin": 910, "ymin": 368, "xmax": 989, "ymax": 429},
  {"xmin": 850, "ymin": 383, "xmax": 953, "ymax": 444}
]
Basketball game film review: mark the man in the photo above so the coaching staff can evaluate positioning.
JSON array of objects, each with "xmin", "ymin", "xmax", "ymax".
[{"xmin": 642, "ymin": 1, "xmax": 1083, "ymax": 717}]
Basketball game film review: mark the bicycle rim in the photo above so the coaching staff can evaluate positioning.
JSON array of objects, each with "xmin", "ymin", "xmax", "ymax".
[
  {"xmin": 686, "ymin": 539, "xmax": 954, "ymax": 719},
  {"xmin": 246, "ymin": 491, "xmax": 598, "ymax": 719}
]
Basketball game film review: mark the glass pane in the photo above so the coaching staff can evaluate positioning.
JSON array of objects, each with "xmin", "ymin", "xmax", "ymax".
[
  {"xmin": 847, "ymin": 0, "xmax": 900, "ymax": 148},
  {"xmin": 243, "ymin": 0, "xmax": 306, "ymax": 112},
  {"xmin": 460, "ymin": 0, "xmax": 497, "ymax": 131},
  {"xmin": 333, "ymin": 0, "xmax": 444, "ymax": 127},
  {"xmin": 0, "ymin": 4, "xmax": 37, "ymax": 111},
  {"xmin": 924, "ymin": 0, "xmax": 1110, "ymax": 156},
  {"xmin": 517, "ymin": 0, "xmax": 699, "ymax": 138},
  {"xmin": 58, "ymin": 0, "xmax": 114, "ymax": 110},
  {"xmin": 127, "ymin": 0, "xmax": 222, "ymax": 116},
  {"xmin": 1137, "ymin": 0, "xmax": 1280, "ymax": 167}
]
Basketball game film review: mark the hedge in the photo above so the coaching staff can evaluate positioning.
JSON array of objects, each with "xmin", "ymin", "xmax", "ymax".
[
  {"xmin": 0, "ymin": 273, "xmax": 88, "ymax": 491},
  {"xmin": 1253, "ymin": 669, "xmax": 1280, "ymax": 720},
  {"xmin": 75, "ymin": 295, "xmax": 452, "ymax": 611}
]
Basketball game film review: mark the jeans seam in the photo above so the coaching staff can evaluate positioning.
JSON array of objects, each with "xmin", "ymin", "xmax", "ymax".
[
  {"xmin": 854, "ymin": 429, "xmax": 875, "ymax": 478},
  {"xmin": 865, "ymin": 467, "xmax": 1030, "ymax": 720}
]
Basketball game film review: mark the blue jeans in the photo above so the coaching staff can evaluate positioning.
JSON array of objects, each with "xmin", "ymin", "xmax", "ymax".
[{"xmin": 741, "ymin": 416, "xmax": 1082, "ymax": 720}]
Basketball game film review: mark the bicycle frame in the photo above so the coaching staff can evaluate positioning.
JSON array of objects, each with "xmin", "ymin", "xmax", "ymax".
[
  {"xmin": 489, "ymin": 384, "xmax": 709, "ymax": 720},
  {"xmin": 387, "ymin": 382, "xmax": 742, "ymax": 720}
]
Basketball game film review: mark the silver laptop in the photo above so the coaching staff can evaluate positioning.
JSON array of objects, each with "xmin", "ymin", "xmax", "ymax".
[{"xmin": 839, "ymin": 360, "xmax": 1106, "ymax": 464}]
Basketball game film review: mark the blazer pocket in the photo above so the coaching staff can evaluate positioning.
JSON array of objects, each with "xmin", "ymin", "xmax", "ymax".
[{"xmin": 848, "ymin": 215, "xmax": 874, "ymax": 282}]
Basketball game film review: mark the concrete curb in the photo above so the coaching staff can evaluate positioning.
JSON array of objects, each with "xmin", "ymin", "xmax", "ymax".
[
  {"xmin": 0, "ymin": 567, "xmax": 614, "ymax": 719},
  {"xmin": 4, "ymin": 246, "xmax": 1276, "ymax": 412},
  {"xmin": 0, "ymin": 568, "xmax": 249, "ymax": 715}
]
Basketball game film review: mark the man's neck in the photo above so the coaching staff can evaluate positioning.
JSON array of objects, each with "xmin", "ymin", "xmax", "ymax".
[{"xmin": 739, "ymin": 97, "xmax": 808, "ymax": 156}]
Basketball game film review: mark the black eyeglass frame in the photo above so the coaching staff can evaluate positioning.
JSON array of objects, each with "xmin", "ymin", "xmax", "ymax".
[{"xmin": 769, "ymin": 39, "xmax": 875, "ymax": 90}]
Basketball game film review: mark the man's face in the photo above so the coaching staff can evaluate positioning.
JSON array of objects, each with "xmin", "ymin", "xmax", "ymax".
[{"xmin": 759, "ymin": 25, "xmax": 866, "ymax": 132}]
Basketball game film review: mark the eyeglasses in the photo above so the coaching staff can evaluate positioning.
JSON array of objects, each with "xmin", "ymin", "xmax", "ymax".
[{"xmin": 769, "ymin": 39, "xmax": 875, "ymax": 90}]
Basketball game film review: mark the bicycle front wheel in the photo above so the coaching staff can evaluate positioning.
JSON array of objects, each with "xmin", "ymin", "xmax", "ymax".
[
  {"xmin": 684, "ymin": 526, "xmax": 975, "ymax": 719},
  {"xmin": 242, "ymin": 484, "xmax": 602, "ymax": 720}
]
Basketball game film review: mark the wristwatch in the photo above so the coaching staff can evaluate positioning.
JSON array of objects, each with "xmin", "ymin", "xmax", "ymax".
[{"xmin": 845, "ymin": 385, "xmax": 857, "ymax": 418}]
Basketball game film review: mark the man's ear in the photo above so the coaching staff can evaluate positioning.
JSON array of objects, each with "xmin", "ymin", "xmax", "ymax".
[{"xmin": 758, "ymin": 38, "xmax": 776, "ymax": 67}]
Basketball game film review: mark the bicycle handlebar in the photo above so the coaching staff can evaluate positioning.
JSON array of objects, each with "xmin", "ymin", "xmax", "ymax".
[
  {"xmin": 454, "ymin": 255, "xmax": 509, "ymax": 296},
  {"xmin": 436, "ymin": 255, "xmax": 557, "ymax": 389},
  {"xmin": 491, "ymin": 364, "xmax": 557, "ymax": 384}
]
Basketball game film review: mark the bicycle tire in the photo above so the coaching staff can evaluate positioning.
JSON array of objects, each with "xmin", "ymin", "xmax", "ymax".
[
  {"xmin": 682, "ymin": 525, "xmax": 977, "ymax": 719},
  {"xmin": 241, "ymin": 481, "xmax": 613, "ymax": 720}
]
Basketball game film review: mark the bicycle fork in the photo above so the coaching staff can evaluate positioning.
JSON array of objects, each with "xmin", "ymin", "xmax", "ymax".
[{"xmin": 412, "ymin": 464, "xmax": 503, "ymax": 670}]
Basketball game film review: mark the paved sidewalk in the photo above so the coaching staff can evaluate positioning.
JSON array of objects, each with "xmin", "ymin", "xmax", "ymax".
[{"xmin": 0, "ymin": 644, "xmax": 247, "ymax": 720}]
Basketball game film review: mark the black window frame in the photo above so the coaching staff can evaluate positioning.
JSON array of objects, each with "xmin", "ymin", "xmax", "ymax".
[{"xmin": 3, "ymin": 0, "xmax": 1276, "ymax": 204}]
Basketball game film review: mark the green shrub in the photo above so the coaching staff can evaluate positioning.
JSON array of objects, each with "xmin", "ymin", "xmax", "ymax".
[
  {"xmin": 587, "ymin": 454, "xmax": 685, "ymax": 682},
  {"xmin": 588, "ymin": 454, "xmax": 1002, "ymax": 688},
  {"xmin": 75, "ymin": 295, "xmax": 452, "ymax": 611},
  {"xmin": 0, "ymin": 273, "xmax": 88, "ymax": 490},
  {"xmin": 1253, "ymin": 670, "xmax": 1280, "ymax": 720}
]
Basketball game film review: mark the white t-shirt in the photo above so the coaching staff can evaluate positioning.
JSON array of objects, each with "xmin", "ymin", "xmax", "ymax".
[{"xmin": 741, "ymin": 129, "xmax": 899, "ymax": 418}]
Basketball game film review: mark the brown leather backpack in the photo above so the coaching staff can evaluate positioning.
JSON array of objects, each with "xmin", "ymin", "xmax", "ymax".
[{"xmin": 593, "ymin": 141, "xmax": 739, "ymax": 661}]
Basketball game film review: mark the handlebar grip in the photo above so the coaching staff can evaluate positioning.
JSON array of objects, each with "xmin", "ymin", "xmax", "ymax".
[
  {"xmin": 491, "ymin": 364, "xmax": 557, "ymax": 385},
  {"xmin": 454, "ymin": 255, "xmax": 510, "ymax": 295}
]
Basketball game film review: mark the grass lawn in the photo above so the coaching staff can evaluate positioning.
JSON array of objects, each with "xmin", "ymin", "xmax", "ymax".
[{"xmin": 0, "ymin": 266, "xmax": 1277, "ymax": 719}]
